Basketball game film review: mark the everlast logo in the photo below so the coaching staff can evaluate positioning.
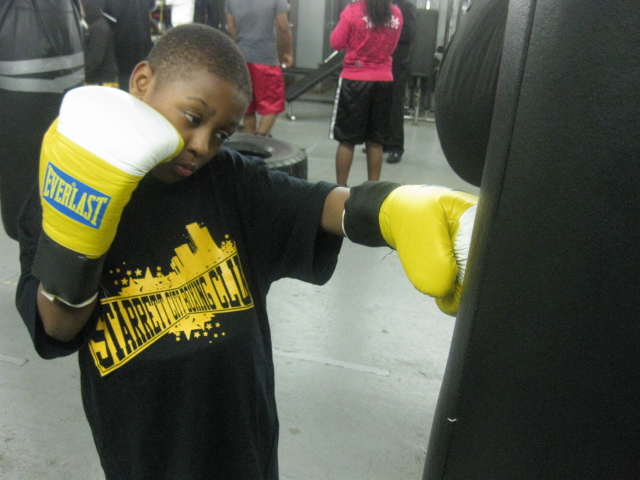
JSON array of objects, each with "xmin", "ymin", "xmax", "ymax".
[{"xmin": 41, "ymin": 162, "xmax": 110, "ymax": 228}]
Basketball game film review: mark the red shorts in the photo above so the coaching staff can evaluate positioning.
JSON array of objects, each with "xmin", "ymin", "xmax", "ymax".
[{"xmin": 245, "ymin": 63, "xmax": 285, "ymax": 116}]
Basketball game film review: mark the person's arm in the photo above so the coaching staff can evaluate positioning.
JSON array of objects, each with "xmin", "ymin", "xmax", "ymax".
[
  {"xmin": 37, "ymin": 284, "xmax": 98, "ymax": 342},
  {"xmin": 15, "ymin": 186, "xmax": 100, "ymax": 355},
  {"xmin": 275, "ymin": 11, "xmax": 293, "ymax": 67},
  {"xmin": 320, "ymin": 186, "xmax": 350, "ymax": 236},
  {"xmin": 329, "ymin": 9, "xmax": 350, "ymax": 51},
  {"xmin": 326, "ymin": 182, "xmax": 478, "ymax": 316},
  {"xmin": 399, "ymin": 4, "xmax": 418, "ymax": 46},
  {"xmin": 225, "ymin": 13, "xmax": 237, "ymax": 42}
]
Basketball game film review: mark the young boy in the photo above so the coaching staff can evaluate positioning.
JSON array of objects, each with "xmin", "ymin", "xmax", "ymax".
[{"xmin": 16, "ymin": 24, "xmax": 477, "ymax": 479}]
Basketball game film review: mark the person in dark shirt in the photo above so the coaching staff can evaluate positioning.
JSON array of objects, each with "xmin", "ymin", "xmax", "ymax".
[
  {"xmin": 0, "ymin": 0, "xmax": 84, "ymax": 240},
  {"xmin": 83, "ymin": 0, "xmax": 118, "ymax": 85},
  {"xmin": 194, "ymin": 0, "xmax": 225, "ymax": 29},
  {"xmin": 385, "ymin": 0, "xmax": 418, "ymax": 164},
  {"xmin": 16, "ymin": 23, "xmax": 476, "ymax": 479},
  {"xmin": 103, "ymin": 0, "xmax": 155, "ymax": 91}
]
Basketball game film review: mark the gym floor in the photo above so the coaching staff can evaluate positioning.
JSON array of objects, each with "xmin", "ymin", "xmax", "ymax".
[{"xmin": 0, "ymin": 94, "xmax": 479, "ymax": 479}]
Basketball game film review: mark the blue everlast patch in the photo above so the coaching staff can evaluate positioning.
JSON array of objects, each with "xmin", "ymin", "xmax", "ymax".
[{"xmin": 41, "ymin": 162, "xmax": 111, "ymax": 229}]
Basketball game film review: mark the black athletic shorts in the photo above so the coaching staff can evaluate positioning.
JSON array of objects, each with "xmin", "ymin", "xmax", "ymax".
[{"xmin": 330, "ymin": 78, "xmax": 393, "ymax": 145}]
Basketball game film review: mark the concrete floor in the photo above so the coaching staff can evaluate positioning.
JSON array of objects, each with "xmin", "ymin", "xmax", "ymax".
[{"xmin": 0, "ymin": 95, "xmax": 479, "ymax": 479}]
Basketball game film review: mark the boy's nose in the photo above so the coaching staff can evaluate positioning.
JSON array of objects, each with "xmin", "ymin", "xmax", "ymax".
[{"xmin": 188, "ymin": 131, "xmax": 213, "ymax": 157}]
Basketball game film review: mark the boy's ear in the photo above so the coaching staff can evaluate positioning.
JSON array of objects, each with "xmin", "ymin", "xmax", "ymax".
[{"xmin": 128, "ymin": 62, "xmax": 155, "ymax": 100}]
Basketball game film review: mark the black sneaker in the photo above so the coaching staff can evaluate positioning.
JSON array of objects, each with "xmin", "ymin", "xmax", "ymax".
[{"xmin": 386, "ymin": 152, "xmax": 402, "ymax": 164}]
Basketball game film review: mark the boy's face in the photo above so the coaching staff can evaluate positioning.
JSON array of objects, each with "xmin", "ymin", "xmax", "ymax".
[{"xmin": 129, "ymin": 63, "xmax": 248, "ymax": 183}]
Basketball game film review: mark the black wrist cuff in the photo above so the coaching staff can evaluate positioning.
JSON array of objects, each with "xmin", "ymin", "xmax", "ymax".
[
  {"xmin": 32, "ymin": 232, "xmax": 105, "ymax": 306},
  {"xmin": 343, "ymin": 181, "xmax": 401, "ymax": 247}
]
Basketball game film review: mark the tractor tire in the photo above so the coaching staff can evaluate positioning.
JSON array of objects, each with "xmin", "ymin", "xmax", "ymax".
[{"xmin": 224, "ymin": 134, "xmax": 308, "ymax": 180}]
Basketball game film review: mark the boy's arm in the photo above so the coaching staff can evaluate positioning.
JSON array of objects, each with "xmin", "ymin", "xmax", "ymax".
[
  {"xmin": 320, "ymin": 186, "xmax": 350, "ymax": 236},
  {"xmin": 15, "ymin": 187, "xmax": 99, "ymax": 355},
  {"xmin": 322, "ymin": 183, "xmax": 478, "ymax": 316},
  {"xmin": 30, "ymin": 86, "xmax": 183, "ymax": 341}
]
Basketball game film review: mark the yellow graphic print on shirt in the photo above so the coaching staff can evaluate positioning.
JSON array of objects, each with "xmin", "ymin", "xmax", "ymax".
[{"xmin": 88, "ymin": 222, "xmax": 253, "ymax": 376}]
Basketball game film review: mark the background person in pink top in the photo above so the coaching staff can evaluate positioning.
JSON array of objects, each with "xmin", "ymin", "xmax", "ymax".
[{"xmin": 329, "ymin": 0, "xmax": 402, "ymax": 186}]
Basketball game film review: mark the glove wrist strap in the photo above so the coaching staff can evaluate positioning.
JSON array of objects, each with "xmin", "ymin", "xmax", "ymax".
[
  {"xmin": 32, "ymin": 232, "xmax": 105, "ymax": 306},
  {"xmin": 343, "ymin": 181, "xmax": 400, "ymax": 247},
  {"xmin": 40, "ymin": 288, "xmax": 98, "ymax": 309}
]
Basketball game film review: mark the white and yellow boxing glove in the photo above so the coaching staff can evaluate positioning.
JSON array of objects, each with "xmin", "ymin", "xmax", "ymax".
[
  {"xmin": 343, "ymin": 182, "xmax": 478, "ymax": 316},
  {"xmin": 32, "ymin": 86, "xmax": 183, "ymax": 307}
]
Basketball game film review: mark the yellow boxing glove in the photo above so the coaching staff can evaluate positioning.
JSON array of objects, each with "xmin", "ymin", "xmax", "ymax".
[
  {"xmin": 32, "ymin": 86, "xmax": 183, "ymax": 306},
  {"xmin": 343, "ymin": 182, "xmax": 478, "ymax": 316}
]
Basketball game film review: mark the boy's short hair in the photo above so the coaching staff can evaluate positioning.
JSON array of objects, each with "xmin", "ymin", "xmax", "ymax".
[{"xmin": 147, "ymin": 24, "xmax": 252, "ymax": 101}]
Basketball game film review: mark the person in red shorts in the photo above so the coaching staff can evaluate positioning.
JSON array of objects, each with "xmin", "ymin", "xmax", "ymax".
[{"xmin": 226, "ymin": 0, "xmax": 293, "ymax": 137}]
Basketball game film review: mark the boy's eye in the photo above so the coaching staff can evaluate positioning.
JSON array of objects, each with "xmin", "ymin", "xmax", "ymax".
[
  {"xmin": 214, "ymin": 131, "xmax": 229, "ymax": 143},
  {"xmin": 185, "ymin": 112, "xmax": 201, "ymax": 126}
]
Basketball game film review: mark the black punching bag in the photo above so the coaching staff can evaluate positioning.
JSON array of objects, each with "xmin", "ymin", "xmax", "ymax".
[
  {"xmin": 433, "ymin": 0, "xmax": 508, "ymax": 187},
  {"xmin": 0, "ymin": 0, "xmax": 84, "ymax": 240},
  {"xmin": 424, "ymin": 0, "xmax": 640, "ymax": 478}
]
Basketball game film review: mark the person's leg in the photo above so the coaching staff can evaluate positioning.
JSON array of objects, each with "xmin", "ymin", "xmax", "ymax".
[
  {"xmin": 335, "ymin": 142, "xmax": 355, "ymax": 186},
  {"xmin": 256, "ymin": 114, "xmax": 277, "ymax": 136},
  {"xmin": 386, "ymin": 64, "xmax": 410, "ymax": 163},
  {"xmin": 365, "ymin": 141, "xmax": 383, "ymax": 181},
  {"xmin": 408, "ymin": 75, "xmax": 417, "ymax": 110},
  {"xmin": 332, "ymin": 79, "xmax": 367, "ymax": 185},
  {"xmin": 243, "ymin": 113, "xmax": 257, "ymax": 134},
  {"xmin": 366, "ymin": 81, "xmax": 394, "ymax": 177},
  {"xmin": 421, "ymin": 75, "xmax": 430, "ymax": 111}
]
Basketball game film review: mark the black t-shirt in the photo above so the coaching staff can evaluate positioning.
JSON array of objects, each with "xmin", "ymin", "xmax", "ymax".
[
  {"xmin": 392, "ymin": 0, "xmax": 418, "ymax": 68},
  {"xmin": 16, "ymin": 148, "xmax": 343, "ymax": 479}
]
